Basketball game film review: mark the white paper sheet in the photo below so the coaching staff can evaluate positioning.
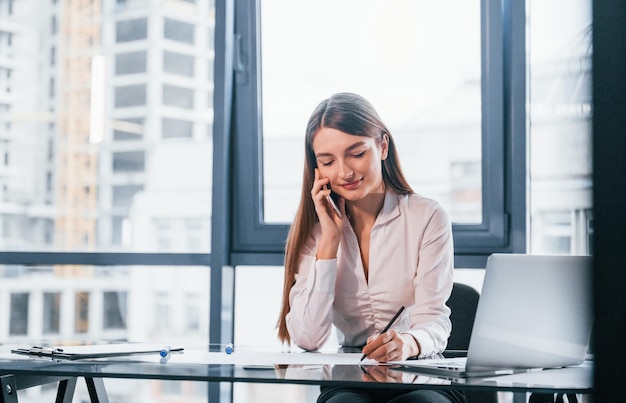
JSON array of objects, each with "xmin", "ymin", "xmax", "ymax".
[{"xmin": 171, "ymin": 351, "xmax": 379, "ymax": 366}]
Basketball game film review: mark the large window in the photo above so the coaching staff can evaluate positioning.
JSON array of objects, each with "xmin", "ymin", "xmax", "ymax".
[
  {"xmin": 1, "ymin": 1, "xmax": 213, "ymax": 255},
  {"xmin": 0, "ymin": 0, "xmax": 214, "ymax": 382},
  {"xmin": 527, "ymin": 0, "xmax": 592, "ymax": 255},
  {"xmin": 261, "ymin": 1, "xmax": 483, "ymax": 225},
  {"xmin": 228, "ymin": 0, "xmax": 526, "ymax": 267}
]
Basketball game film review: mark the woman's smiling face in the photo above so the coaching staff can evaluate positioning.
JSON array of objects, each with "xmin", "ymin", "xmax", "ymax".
[{"xmin": 312, "ymin": 127, "xmax": 388, "ymax": 201}]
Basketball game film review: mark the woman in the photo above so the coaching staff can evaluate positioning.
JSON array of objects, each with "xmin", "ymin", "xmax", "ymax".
[{"xmin": 277, "ymin": 93, "xmax": 465, "ymax": 403}]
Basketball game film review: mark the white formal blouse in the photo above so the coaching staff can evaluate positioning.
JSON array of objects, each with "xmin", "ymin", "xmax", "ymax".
[{"xmin": 286, "ymin": 191, "xmax": 454, "ymax": 358}]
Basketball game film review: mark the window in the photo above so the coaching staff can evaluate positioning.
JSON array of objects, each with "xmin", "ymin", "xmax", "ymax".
[
  {"xmin": 103, "ymin": 291, "xmax": 127, "ymax": 330},
  {"xmin": 163, "ymin": 84, "xmax": 194, "ymax": 109},
  {"xmin": 163, "ymin": 51, "xmax": 195, "ymax": 77},
  {"xmin": 527, "ymin": 0, "xmax": 592, "ymax": 255},
  {"xmin": 0, "ymin": 2, "xmax": 213, "ymax": 256},
  {"xmin": 262, "ymin": 2, "xmax": 483, "ymax": 223},
  {"xmin": 164, "ymin": 18, "xmax": 195, "ymax": 45},
  {"xmin": 227, "ymin": 0, "xmax": 525, "ymax": 267},
  {"xmin": 115, "ymin": 84, "xmax": 147, "ymax": 107},
  {"xmin": 9, "ymin": 293, "xmax": 29, "ymax": 335},
  {"xmin": 112, "ymin": 151, "xmax": 145, "ymax": 173},
  {"xmin": 162, "ymin": 117, "xmax": 193, "ymax": 138},
  {"xmin": 46, "ymin": 171, "xmax": 53, "ymax": 192},
  {"xmin": 115, "ymin": 51, "xmax": 147, "ymax": 75},
  {"xmin": 113, "ymin": 117, "xmax": 144, "ymax": 141},
  {"xmin": 2, "ymin": 0, "xmax": 215, "ymax": 397},
  {"xmin": 75, "ymin": 291, "xmax": 89, "ymax": 333},
  {"xmin": 43, "ymin": 292, "xmax": 61, "ymax": 334},
  {"xmin": 116, "ymin": 18, "xmax": 148, "ymax": 43}
]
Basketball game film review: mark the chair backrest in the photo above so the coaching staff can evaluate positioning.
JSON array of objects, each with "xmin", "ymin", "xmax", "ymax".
[
  {"xmin": 446, "ymin": 282, "xmax": 480, "ymax": 351},
  {"xmin": 447, "ymin": 283, "xmax": 498, "ymax": 403}
]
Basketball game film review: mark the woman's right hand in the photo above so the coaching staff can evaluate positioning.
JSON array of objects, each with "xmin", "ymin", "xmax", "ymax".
[{"xmin": 312, "ymin": 168, "xmax": 345, "ymax": 259}]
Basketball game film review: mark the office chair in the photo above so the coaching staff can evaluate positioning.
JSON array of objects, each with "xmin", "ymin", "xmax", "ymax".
[
  {"xmin": 446, "ymin": 282, "xmax": 497, "ymax": 403},
  {"xmin": 447, "ymin": 282, "xmax": 480, "ymax": 352}
]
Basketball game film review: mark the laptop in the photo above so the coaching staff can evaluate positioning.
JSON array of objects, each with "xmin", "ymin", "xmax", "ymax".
[{"xmin": 396, "ymin": 253, "xmax": 593, "ymax": 377}]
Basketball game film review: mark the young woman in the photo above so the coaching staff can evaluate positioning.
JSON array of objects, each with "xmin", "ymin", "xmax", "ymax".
[{"xmin": 277, "ymin": 93, "xmax": 465, "ymax": 403}]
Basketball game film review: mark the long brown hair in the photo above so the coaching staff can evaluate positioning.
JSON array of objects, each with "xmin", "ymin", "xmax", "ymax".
[{"xmin": 277, "ymin": 92, "xmax": 414, "ymax": 344}]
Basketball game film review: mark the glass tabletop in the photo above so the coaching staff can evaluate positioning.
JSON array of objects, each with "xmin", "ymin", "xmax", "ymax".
[{"xmin": 0, "ymin": 346, "xmax": 593, "ymax": 394}]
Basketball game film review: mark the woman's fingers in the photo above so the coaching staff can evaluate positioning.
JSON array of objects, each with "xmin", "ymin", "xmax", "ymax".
[
  {"xmin": 311, "ymin": 170, "xmax": 341, "ymax": 222},
  {"xmin": 363, "ymin": 330, "xmax": 405, "ymax": 363},
  {"xmin": 311, "ymin": 169, "xmax": 329, "ymax": 201}
]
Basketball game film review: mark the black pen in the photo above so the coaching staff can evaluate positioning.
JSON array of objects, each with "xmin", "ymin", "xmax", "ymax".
[{"xmin": 360, "ymin": 306, "xmax": 406, "ymax": 362}]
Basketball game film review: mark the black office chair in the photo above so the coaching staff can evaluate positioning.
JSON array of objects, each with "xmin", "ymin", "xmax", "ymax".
[
  {"xmin": 447, "ymin": 282, "xmax": 480, "ymax": 352},
  {"xmin": 446, "ymin": 282, "xmax": 497, "ymax": 403}
]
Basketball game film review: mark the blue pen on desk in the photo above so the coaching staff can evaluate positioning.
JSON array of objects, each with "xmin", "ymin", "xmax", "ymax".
[
  {"xmin": 160, "ymin": 346, "xmax": 171, "ymax": 358},
  {"xmin": 225, "ymin": 343, "xmax": 234, "ymax": 354},
  {"xmin": 360, "ymin": 306, "xmax": 406, "ymax": 362}
]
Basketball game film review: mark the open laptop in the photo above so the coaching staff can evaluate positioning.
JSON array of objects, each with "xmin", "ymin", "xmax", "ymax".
[{"xmin": 396, "ymin": 254, "xmax": 593, "ymax": 377}]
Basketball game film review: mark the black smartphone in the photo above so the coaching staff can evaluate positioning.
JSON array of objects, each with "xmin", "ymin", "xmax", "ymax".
[{"xmin": 324, "ymin": 184, "xmax": 342, "ymax": 218}]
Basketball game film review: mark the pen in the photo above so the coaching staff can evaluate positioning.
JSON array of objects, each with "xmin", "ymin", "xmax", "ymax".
[{"xmin": 360, "ymin": 306, "xmax": 405, "ymax": 362}]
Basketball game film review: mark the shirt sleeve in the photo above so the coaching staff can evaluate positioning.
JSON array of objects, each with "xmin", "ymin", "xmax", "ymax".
[
  {"xmin": 285, "ymin": 231, "xmax": 336, "ymax": 351},
  {"xmin": 402, "ymin": 204, "xmax": 454, "ymax": 358}
]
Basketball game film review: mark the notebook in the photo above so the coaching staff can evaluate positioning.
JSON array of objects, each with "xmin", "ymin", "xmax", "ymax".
[{"xmin": 396, "ymin": 253, "xmax": 593, "ymax": 377}]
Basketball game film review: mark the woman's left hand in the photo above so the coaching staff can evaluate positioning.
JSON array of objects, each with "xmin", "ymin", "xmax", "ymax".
[{"xmin": 361, "ymin": 330, "xmax": 420, "ymax": 363}]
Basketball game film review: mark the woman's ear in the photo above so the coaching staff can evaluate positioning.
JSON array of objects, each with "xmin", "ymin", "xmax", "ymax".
[{"xmin": 380, "ymin": 133, "xmax": 390, "ymax": 160}]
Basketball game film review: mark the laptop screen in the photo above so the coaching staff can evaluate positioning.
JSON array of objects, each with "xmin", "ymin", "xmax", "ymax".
[{"xmin": 466, "ymin": 254, "xmax": 593, "ymax": 370}]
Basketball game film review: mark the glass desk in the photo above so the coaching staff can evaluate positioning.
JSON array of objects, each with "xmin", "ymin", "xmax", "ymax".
[{"xmin": 0, "ymin": 347, "xmax": 593, "ymax": 403}]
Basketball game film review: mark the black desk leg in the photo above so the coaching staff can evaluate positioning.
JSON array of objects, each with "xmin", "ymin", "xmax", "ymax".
[
  {"xmin": 55, "ymin": 378, "xmax": 77, "ymax": 403},
  {"xmin": 0, "ymin": 375, "xmax": 18, "ymax": 403},
  {"xmin": 85, "ymin": 377, "xmax": 109, "ymax": 403}
]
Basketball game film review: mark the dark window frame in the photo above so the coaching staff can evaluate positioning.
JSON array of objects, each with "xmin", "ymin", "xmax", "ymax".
[{"xmin": 227, "ymin": 0, "xmax": 526, "ymax": 268}]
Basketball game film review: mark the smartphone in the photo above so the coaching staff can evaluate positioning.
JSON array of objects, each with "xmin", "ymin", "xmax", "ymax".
[{"xmin": 324, "ymin": 185, "xmax": 342, "ymax": 218}]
